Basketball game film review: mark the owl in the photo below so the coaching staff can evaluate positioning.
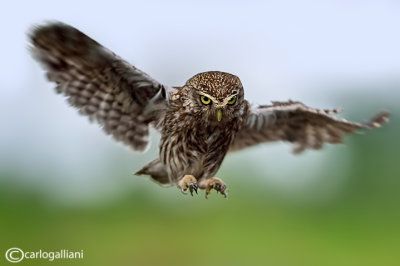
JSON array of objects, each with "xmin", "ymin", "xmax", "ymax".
[{"xmin": 29, "ymin": 22, "xmax": 389, "ymax": 198}]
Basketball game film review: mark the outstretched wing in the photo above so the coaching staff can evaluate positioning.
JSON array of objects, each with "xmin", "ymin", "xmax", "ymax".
[
  {"xmin": 230, "ymin": 100, "xmax": 389, "ymax": 153},
  {"xmin": 29, "ymin": 22, "xmax": 167, "ymax": 151}
]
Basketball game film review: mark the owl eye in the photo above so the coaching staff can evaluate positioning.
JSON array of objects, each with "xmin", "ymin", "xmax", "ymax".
[
  {"xmin": 200, "ymin": 95, "xmax": 211, "ymax": 105},
  {"xmin": 227, "ymin": 95, "xmax": 237, "ymax": 105}
]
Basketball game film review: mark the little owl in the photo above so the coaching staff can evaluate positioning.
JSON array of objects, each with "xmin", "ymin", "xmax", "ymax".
[{"xmin": 29, "ymin": 22, "xmax": 389, "ymax": 198}]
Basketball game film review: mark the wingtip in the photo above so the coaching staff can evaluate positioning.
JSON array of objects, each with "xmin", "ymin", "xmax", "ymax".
[
  {"xmin": 28, "ymin": 20, "xmax": 66, "ymax": 44},
  {"xmin": 366, "ymin": 111, "xmax": 390, "ymax": 128}
]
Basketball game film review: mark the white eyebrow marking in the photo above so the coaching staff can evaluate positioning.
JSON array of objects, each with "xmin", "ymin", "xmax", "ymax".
[
  {"xmin": 198, "ymin": 91, "xmax": 218, "ymax": 103},
  {"xmin": 198, "ymin": 91, "xmax": 239, "ymax": 107}
]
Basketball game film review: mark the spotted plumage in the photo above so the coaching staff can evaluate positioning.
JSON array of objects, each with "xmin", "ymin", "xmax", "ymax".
[{"xmin": 29, "ymin": 22, "xmax": 389, "ymax": 198}]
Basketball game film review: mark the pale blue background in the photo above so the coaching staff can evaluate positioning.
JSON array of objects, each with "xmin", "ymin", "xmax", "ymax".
[{"xmin": 0, "ymin": 0, "xmax": 398, "ymax": 204}]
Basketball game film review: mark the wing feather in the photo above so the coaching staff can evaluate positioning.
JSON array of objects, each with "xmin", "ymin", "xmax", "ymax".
[
  {"xmin": 230, "ymin": 100, "xmax": 389, "ymax": 153},
  {"xmin": 29, "ymin": 22, "xmax": 167, "ymax": 151}
]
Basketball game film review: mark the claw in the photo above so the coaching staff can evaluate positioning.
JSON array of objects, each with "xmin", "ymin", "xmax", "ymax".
[
  {"xmin": 192, "ymin": 183, "xmax": 198, "ymax": 194},
  {"xmin": 201, "ymin": 178, "xmax": 227, "ymax": 199},
  {"xmin": 189, "ymin": 183, "xmax": 199, "ymax": 196},
  {"xmin": 221, "ymin": 184, "xmax": 226, "ymax": 192},
  {"xmin": 221, "ymin": 185, "xmax": 227, "ymax": 198},
  {"xmin": 180, "ymin": 188, "xmax": 187, "ymax": 195},
  {"xmin": 178, "ymin": 175, "xmax": 198, "ymax": 196}
]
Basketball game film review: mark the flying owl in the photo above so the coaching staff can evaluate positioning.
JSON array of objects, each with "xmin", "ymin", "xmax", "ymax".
[{"xmin": 29, "ymin": 22, "xmax": 389, "ymax": 198}]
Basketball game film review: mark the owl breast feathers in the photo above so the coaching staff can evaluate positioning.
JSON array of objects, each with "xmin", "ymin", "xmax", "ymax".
[{"xmin": 29, "ymin": 22, "xmax": 389, "ymax": 195}]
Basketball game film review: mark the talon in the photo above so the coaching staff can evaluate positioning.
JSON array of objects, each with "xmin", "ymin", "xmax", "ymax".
[
  {"xmin": 189, "ymin": 183, "xmax": 198, "ymax": 196},
  {"xmin": 189, "ymin": 183, "xmax": 199, "ymax": 196},
  {"xmin": 199, "ymin": 177, "xmax": 227, "ymax": 199},
  {"xmin": 178, "ymin": 175, "xmax": 198, "ymax": 196},
  {"xmin": 221, "ymin": 185, "xmax": 227, "ymax": 198},
  {"xmin": 181, "ymin": 188, "xmax": 187, "ymax": 195}
]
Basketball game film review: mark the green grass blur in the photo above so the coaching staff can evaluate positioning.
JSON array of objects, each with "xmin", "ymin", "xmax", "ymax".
[{"xmin": 1, "ymin": 107, "xmax": 399, "ymax": 266}]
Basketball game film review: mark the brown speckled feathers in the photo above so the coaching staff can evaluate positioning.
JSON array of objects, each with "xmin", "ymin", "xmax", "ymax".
[
  {"xmin": 186, "ymin": 71, "xmax": 242, "ymax": 100},
  {"xmin": 230, "ymin": 101, "xmax": 389, "ymax": 153},
  {"xmin": 30, "ymin": 22, "xmax": 165, "ymax": 151}
]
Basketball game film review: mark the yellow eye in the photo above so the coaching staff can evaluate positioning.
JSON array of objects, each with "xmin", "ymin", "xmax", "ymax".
[
  {"xmin": 200, "ymin": 95, "xmax": 211, "ymax": 105},
  {"xmin": 227, "ymin": 95, "xmax": 237, "ymax": 105}
]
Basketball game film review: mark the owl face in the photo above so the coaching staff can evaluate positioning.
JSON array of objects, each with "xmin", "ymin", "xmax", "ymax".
[{"xmin": 184, "ymin": 71, "xmax": 245, "ymax": 124}]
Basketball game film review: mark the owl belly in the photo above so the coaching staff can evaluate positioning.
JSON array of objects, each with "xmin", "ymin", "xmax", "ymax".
[{"xmin": 160, "ymin": 126, "xmax": 233, "ymax": 183}]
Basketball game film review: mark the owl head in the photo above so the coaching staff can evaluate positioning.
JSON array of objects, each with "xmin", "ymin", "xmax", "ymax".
[{"xmin": 183, "ymin": 71, "xmax": 245, "ymax": 124}]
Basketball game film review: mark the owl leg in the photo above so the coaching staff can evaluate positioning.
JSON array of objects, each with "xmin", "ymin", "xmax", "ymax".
[
  {"xmin": 177, "ymin": 175, "xmax": 199, "ymax": 196},
  {"xmin": 198, "ymin": 177, "xmax": 227, "ymax": 199}
]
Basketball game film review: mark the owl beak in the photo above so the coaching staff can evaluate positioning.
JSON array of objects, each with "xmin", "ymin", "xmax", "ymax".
[{"xmin": 217, "ymin": 109, "xmax": 222, "ymax": 122}]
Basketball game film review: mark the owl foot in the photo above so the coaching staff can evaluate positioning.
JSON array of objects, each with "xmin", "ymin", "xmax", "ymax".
[
  {"xmin": 178, "ymin": 175, "xmax": 198, "ymax": 196},
  {"xmin": 199, "ymin": 177, "xmax": 227, "ymax": 199}
]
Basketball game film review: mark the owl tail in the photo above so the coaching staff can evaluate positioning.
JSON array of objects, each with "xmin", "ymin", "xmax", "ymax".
[{"xmin": 135, "ymin": 158, "xmax": 172, "ymax": 186}]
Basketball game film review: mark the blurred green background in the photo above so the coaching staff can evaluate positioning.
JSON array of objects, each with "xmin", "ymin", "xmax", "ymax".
[
  {"xmin": 1, "ymin": 1, "xmax": 400, "ymax": 265},
  {"xmin": 1, "ymin": 101, "xmax": 398, "ymax": 266}
]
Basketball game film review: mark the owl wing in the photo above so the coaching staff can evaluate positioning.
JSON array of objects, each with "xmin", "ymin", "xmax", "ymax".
[
  {"xmin": 30, "ymin": 22, "xmax": 168, "ymax": 151},
  {"xmin": 230, "ymin": 100, "xmax": 389, "ymax": 153}
]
